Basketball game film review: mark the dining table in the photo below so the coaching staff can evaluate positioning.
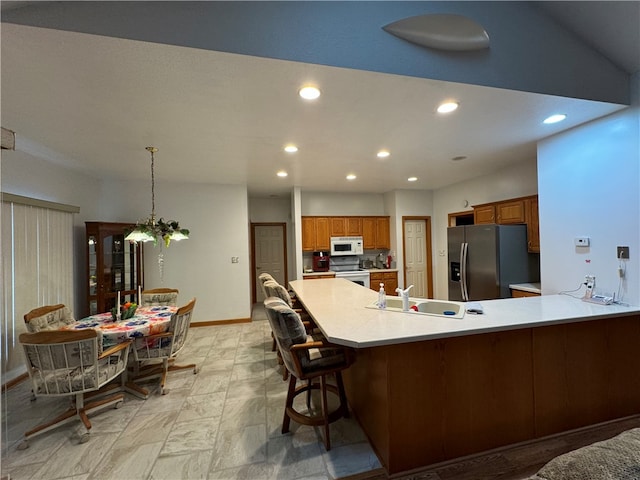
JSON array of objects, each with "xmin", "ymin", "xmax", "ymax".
[
  {"xmin": 60, "ymin": 305, "xmax": 178, "ymax": 399},
  {"xmin": 60, "ymin": 305, "xmax": 177, "ymax": 348}
]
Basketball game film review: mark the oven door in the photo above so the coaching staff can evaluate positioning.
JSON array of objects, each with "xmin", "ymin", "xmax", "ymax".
[{"xmin": 335, "ymin": 271, "xmax": 370, "ymax": 288}]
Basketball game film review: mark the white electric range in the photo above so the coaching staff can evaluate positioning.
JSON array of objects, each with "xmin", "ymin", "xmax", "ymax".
[{"xmin": 329, "ymin": 256, "xmax": 370, "ymax": 288}]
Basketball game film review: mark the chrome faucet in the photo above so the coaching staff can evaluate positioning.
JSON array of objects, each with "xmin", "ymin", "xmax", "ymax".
[{"xmin": 395, "ymin": 285, "xmax": 414, "ymax": 311}]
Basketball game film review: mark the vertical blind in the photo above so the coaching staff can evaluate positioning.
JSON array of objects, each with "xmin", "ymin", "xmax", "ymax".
[{"xmin": 2, "ymin": 197, "xmax": 76, "ymax": 378}]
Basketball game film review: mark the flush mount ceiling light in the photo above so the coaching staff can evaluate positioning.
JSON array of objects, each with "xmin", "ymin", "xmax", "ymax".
[
  {"xmin": 299, "ymin": 86, "xmax": 321, "ymax": 100},
  {"xmin": 284, "ymin": 145, "xmax": 298, "ymax": 153},
  {"xmin": 277, "ymin": 170, "xmax": 288, "ymax": 177},
  {"xmin": 543, "ymin": 114, "xmax": 567, "ymax": 124},
  {"xmin": 437, "ymin": 101, "xmax": 459, "ymax": 114},
  {"xmin": 408, "ymin": 177, "xmax": 418, "ymax": 182},
  {"xmin": 346, "ymin": 174, "xmax": 357, "ymax": 181},
  {"xmin": 377, "ymin": 150, "xmax": 390, "ymax": 158},
  {"xmin": 125, "ymin": 147, "xmax": 189, "ymax": 247},
  {"xmin": 382, "ymin": 13, "xmax": 490, "ymax": 52}
]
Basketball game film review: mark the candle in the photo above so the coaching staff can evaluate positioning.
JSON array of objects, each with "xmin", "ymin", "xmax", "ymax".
[
  {"xmin": 138, "ymin": 285, "xmax": 142, "ymax": 303},
  {"xmin": 117, "ymin": 290, "xmax": 120, "ymax": 307}
]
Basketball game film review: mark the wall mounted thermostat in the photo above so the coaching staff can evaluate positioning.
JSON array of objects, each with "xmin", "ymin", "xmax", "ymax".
[{"xmin": 574, "ymin": 237, "xmax": 590, "ymax": 247}]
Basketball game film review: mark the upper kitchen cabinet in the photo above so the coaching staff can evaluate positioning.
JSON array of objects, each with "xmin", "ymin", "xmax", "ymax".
[
  {"xmin": 363, "ymin": 216, "xmax": 390, "ymax": 250},
  {"xmin": 474, "ymin": 205, "xmax": 496, "ymax": 224},
  {"xmin": 472, "ymin": 195, "xmax": 539, "ymax": 253},
  {"xmin": 330, "ymin": 217, "xmax": 363, "ymax": 237},
  {"xmin": 302, "ymin": 217, "xmax": 330, "ymax": 251},
  {"xmin": 526, "ymin": 196, "xmax": 540, "ymax": 253},
  {"xmin": 85, "ymin": 221, "xmax": 144, "ymax": 317}
]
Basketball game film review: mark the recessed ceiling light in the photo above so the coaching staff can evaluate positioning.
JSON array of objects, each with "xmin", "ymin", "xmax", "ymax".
[
  {"xmin": 277, "ymin": 171, "xmax": 288, "ymax": 177},
  {"xmin": 346, "ymin": 174, "xmax": 357, "ymax": 181},
  {"xmin": 543, "ymin": 114, "xmax": 567, "ymax": 124},
  {"xmin": 377, "ymin": 150, "xmax": 390, "ymax": 158},
  {"xmin": 437, "ymin": 101, "xmax": 459, "ymax": 113},
  {"xmin": 284, "ymin": 145, "xmax": 298, "ymax": 153},
  {"xmin": 451, "ymin": 155, "xmax": 467, "ymax": 161},
  {"xmin": 408, "ymin": 176, "xmax": 418, "ymax": 182},
  {"xmin": 299, "ymin": 86, "xmax": 321, "ymax": 100}
]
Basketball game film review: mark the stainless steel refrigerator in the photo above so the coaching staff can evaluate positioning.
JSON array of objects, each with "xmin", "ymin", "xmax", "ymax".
[{"xmin": 448, "ymin": 224, "xmax": 539, "ymax": 301}]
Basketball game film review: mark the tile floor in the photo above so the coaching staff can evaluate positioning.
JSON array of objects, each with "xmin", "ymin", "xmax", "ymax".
[{"xmin": 1, "ymin": 305, "xmax": 381, "ymax": 480}]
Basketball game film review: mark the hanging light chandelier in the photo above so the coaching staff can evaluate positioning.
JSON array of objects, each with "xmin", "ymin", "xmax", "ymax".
[{"xmin": 125, "ymin": 147, "xmax": 190, "ymax": 247}]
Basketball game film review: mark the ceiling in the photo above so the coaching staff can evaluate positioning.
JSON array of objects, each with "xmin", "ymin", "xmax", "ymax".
[{"xmin": 1, "ymin": 2, "xmax": 637, "ymax": 197}]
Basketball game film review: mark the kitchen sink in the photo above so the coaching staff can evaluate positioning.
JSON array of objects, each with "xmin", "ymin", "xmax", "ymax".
[{"xmin": 366, "ymin": 297, "xmax": 465, "ymax": 319}]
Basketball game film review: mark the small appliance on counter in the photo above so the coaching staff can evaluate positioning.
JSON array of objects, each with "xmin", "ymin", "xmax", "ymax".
[
  {"xmin": 312, "ymin": 251, "xmax": 330, "ymax": 272},
  {"xmin": 376, "ymin": 253, "xmax": 386, "ymax": 269},
  {"xmin": 361, "ymin": 258, "xmax": 374, "ymax": 269}
]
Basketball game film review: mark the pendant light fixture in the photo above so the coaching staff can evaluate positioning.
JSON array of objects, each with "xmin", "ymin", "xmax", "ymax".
[{"xmin": 125, "ymin": 146, "xmax": 190, "ymax": 247}]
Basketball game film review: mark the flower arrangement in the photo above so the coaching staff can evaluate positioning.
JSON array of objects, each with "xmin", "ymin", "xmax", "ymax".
[
  {"xmin": 125, "ymin": 218, "xmax": 190, "ymax": 247},
  {"xmin": 112, "ymin": 301, "xmax": 138, "ymax": 321}
]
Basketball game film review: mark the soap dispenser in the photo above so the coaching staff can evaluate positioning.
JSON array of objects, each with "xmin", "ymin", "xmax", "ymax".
[{"xmin": 378, "ymin": 283, "xmax": 387, "ymax": 309}]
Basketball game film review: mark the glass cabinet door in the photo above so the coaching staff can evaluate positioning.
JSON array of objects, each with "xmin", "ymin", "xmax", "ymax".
[{"xmin": 86, "ymin": 222, "xmax": 144, "ymax": 317}]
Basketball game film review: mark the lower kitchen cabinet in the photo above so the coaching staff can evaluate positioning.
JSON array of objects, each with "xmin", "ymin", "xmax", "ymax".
[{"xmin": 370, "ymin": 271, "xmax": 398, "ymax": 295}]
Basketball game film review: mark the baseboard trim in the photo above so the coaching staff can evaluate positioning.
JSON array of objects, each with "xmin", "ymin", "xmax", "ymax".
[
  {"xmin": 2, "ymin": 372, "xmax": 28, "ymax": 393},
  {"xmin": 191, "ymin": 318, "xmax": 251, "ymax": 327}
]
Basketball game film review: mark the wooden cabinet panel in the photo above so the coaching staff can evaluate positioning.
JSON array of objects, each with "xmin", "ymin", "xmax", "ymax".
[
  {"xmin": 301, "ymin": 217, "xmax": 316, "ymax": 251},
  {"xmin": 383, "ymin": 272, "xmax": 398, "ymax": 294},
  {"xmin": 362, "ymin": 217, "xmax": 376, "ymax": 249},
  {"xmin": 376, "ymin": 217, "xmax": 391, "ymax": 249},
  {"xmin": 511, "ymin": 289, "xmax": 540, "ymax": 298},
  {"xmin": 362, "ymin": 217, "xmax": 390, "ymax": 249},
  {"xmin": 474, "ymin": 205, "xmax": 495, "ymax": 224},
  {"xmin": 330, "ymin": 217, "xmax": 346, "ymax": 237},
  {"xmin": 369, "ymin": 272, "xmax": 383, "ymax": 290},
  {"xmin": 526, "ymin": 196, "xmax": 540, "ymax": 253},
  {"xmin": 315, "ymin": 217, "xmax": 330, "ymax": 250},
  {"xmin": 346, "ymin": 217, "xmax": 362, "ymax": 236},
  {"xmin": 301, "ymin": 217, "xmax": 330, "ymax": 251},
  {"xmin": 497, "ymin": 200, "xmax": 526, "ymax": 224},
  {"xmin": 369, "ymin": 271, "xmax": 398, "ymax": 295},
  {"xmin": 303, "ymin": 274, "xmax": 336, "ymax": 279}
]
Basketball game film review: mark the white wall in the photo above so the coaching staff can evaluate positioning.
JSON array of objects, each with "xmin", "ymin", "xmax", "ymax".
[
  {"xmin": 537, "ymin": 75, "xmax": 640, "ymax": 304},
  {"xmin": 432, "ymin": 158, "xmax": 539, "ymax": 299},
  {"xmin": 301, "ymin": 191, "xmax": 385, "ymax": 216},
  {"xmin": 102, "ymin": 178, "xmax": 252, "ymax": 322}
]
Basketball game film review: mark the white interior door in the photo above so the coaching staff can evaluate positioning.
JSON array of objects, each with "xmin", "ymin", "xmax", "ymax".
[
  {"xmin": 254, "ymin": 224, "xmax": 285, "ymax": 302},
  {"xmin": 404, "ymin": 219, "xmax": 428, "ymax": 298}
]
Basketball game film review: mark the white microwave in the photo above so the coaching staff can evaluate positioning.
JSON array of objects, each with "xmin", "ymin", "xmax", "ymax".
[{"xmin": 330, "ymin": 236, "xmax": 364, "ymax": 256}]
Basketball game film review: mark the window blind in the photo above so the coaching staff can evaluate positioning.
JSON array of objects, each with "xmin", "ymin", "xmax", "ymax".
[{"xmin": 1, "ymin": 198, "xmax": 75, "ymax": 379}]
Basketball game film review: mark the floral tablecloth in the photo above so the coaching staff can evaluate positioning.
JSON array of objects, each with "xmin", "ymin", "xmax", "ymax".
[{"xmin": 61, "ymin": 306, "xmax": 177, "ymax": 348}]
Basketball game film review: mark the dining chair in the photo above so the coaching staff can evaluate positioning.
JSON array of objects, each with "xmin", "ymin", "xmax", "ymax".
[
  {"xmin": 24, "ymin": 304, "xmax": 76, "ymax": 332},
  {"xmin": 18, "ymin": 329, "xmax": 131, "ymax": 448},
  {"xmin": 140, "ymin": 288, "xmax": 179, "ymax": 306},
  {"xmin": 131, "ymin": 297, "xmax": 197, "ymax": 395},
  {"xmin": 264, "ymin": 298, "xmax": 355, "ymax": 451}
]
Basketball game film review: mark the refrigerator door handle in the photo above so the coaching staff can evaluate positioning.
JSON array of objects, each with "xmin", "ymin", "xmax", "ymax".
[{"xmin": 461, "ymin": 242, "xmax": 469, "ymax": 302}]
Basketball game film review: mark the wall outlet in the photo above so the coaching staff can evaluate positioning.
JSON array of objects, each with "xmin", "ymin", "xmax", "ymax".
[
  {"xmin": 574, "ymin": 237, "xmax": 590, "ymax": 247},
  {"xmin": 617, "ymin": 246, "xmax": 629, "ymax": 259}
]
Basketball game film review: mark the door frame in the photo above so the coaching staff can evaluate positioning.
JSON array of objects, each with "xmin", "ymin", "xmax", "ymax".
[
  {"xmin": 250, "ymin": 222, "xmax": 288, "ymax": 304},
  {"xmin": 401, "ymin": 216, "xmax": 434, "ymax": 299}
]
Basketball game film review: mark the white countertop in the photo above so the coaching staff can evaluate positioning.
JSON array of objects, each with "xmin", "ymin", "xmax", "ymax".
[
  {"xmin": 289, "ymin": 278, "xmax": 640, "ymax": 348},
  {"xmin": 509, "ymin": 282, "xmax": 542, "ymax": 294}
]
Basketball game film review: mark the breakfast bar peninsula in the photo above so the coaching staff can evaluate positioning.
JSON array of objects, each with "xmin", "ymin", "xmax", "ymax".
[{"xmin": 288, "ymin": 278, "xmax": 640, "ymax": 475}]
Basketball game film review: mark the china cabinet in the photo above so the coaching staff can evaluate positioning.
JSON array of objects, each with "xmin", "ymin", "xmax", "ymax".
[{"xmin": 85, "ymin": 222, "xmax": 144, "ymax": 316}]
